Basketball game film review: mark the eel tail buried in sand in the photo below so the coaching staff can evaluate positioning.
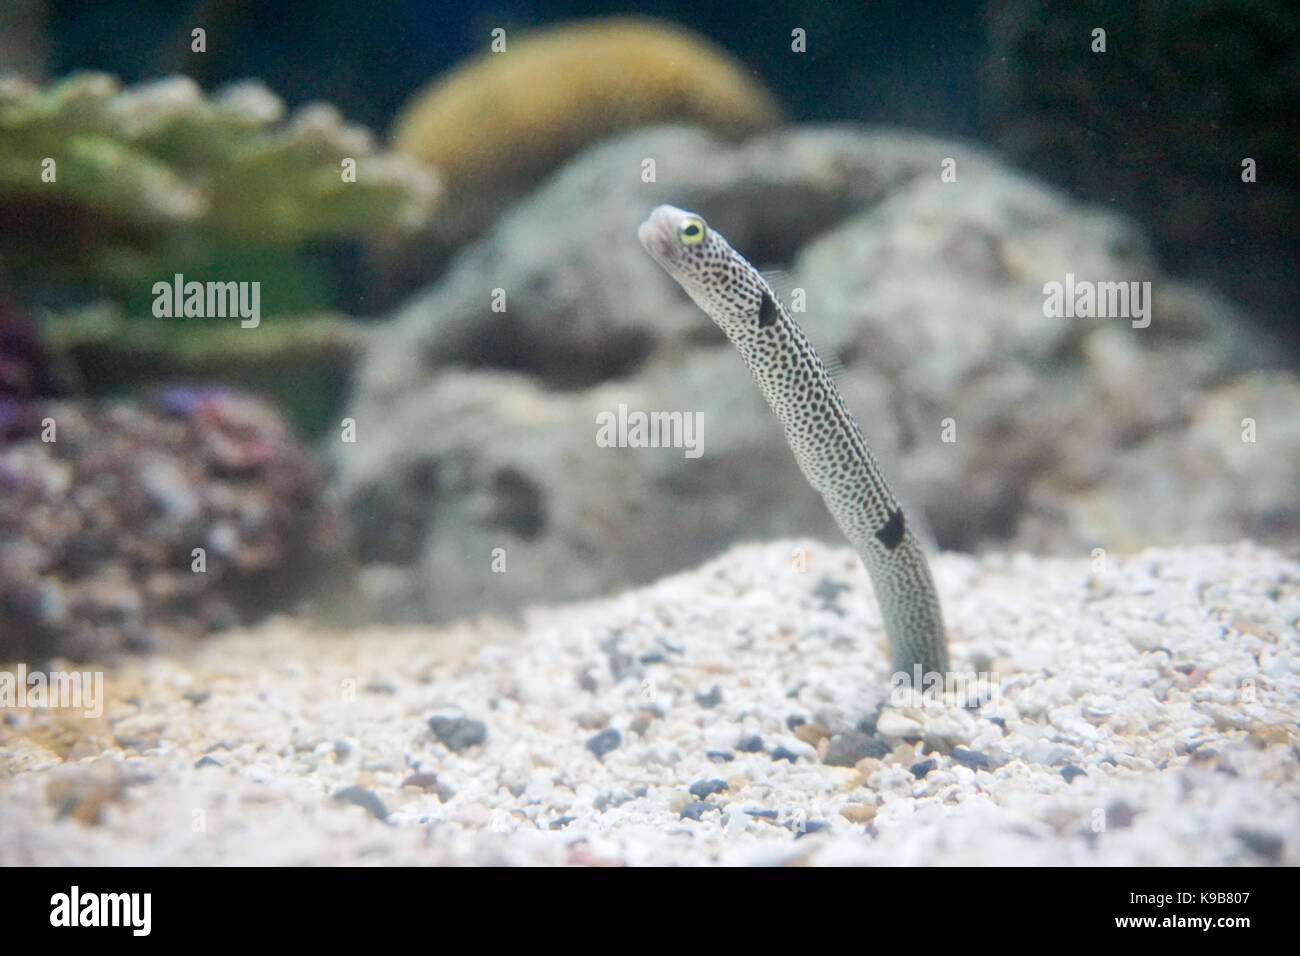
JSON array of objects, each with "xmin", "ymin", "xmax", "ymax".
[{"xmin": 638, "ymin": 204, "xmax": 949, "ymax": 680}]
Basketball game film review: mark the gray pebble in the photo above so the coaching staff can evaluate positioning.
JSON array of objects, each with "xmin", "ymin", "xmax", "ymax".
[
  {"xmin": 679, "ymin": 801, "xmax": 716, "ymax": 821},
  {"xmin": 1107, "ymin": 799, "xmax": 1138, "ymax": 828},
  {"xmin": 793, "ymin": 820, "xmax": 831, "ymax": 838},
  {"xmin": 193, "ymin": 755, "xmax": 221, "ymax": 769},
  {"xmin": 695, "ymin": 684, "xmax": 723, "ymax": 708},
  {"xmin": 600, "ymin": 634, "xmax": 642, "ymax": 682},
  {"xmin": 706, "ymin": 750, "xmax": 734, "ymax": 763},
  {"xmin": 689, "ymin": 778, "xmax": 728, "ymax": 798},
  {"xmin": 586, "ymin": 727, "xmax": 621, "ymax": 758},
  {"xmin": 771, "ymin": 746, "xmax": 800, "ymax": 763},
  {"xmin": 332, "ymin": 786, "xmax": 389, "ymax": 822},
  {"xmin": 951, "ymin": 747, "xmax": 990, "ymax": 770},
  {"xmin": 401, "ymin": 772, "xmax": 454, "ymax": 801},
  {"xmin": 428, "ymin": 715, "xmax": 488, "ymax": 753},
  {"xmin": 736, "ymin": 735, "xmax": 764, "ymax": 753},
  {"xmin": 813, "ymin": 576, "xmax": 848, "ymax": 613},
  {"xmin": 1234, "ymin": 828, "xmax": 1283, "ymax": 862},
  {"xmin": 1060, "ymin": 765, "xmax": 1086, "ymax": 783},
  {"xmin": 910, "ymin": 758, "xmax": 937, "ymax": 779},
  {"xmin": 823, "ymin": 731, "xmax": 889, "ymax": 767},
  {"xmin": 594, "ymin": 790, "xmax": 634, "ymax": 811}
]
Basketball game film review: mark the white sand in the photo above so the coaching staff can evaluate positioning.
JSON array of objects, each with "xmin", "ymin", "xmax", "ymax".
[{"xmin": 1, "ymin": 540, "xmax": 1296, "ymax": 865}]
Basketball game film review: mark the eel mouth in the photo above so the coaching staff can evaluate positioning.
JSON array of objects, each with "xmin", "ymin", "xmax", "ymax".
[{"xmin": 637, "ymin": 205, "xmax": 684, "ymax": 261}]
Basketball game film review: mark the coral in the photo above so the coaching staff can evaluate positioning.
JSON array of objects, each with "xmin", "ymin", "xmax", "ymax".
[
  {"xmin": 375, "ymin": 16, "xmax": 782, "ymax": 298},
  {"xmin": 40, "ymin": 304, "xmax": 371, "ymax": 436},
  {"xmin": 0, "ymin": 390, "xmax": 353, "ymax": 662},
  {"xmin": 0, "ymin": 72, "xmax": 441, "ymax": 290},
  {"xmin": 0, "ymin": 293, "xmax": 74, "ymax": 401},
  {"xmin": 392, "ymin": 17, "xmax": 782, "ymax": 194}
]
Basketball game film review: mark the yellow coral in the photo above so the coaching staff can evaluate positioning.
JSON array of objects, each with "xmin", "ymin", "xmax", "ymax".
[{"xmin": 391, "ymin": 17, "xmax": 783, "ymax": 193}]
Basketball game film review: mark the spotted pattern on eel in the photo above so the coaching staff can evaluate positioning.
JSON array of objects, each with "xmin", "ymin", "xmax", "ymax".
[{"xmin": 638, "ymin": 204, "xmax": 949, "ymax": 679}]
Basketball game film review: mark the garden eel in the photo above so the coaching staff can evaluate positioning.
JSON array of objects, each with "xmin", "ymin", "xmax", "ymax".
[{"xmin": 638, "ymin": 205, "xmax": 949, "ymax": 680}]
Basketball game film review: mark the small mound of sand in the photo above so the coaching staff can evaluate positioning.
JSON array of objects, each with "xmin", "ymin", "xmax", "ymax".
[{"xmin": 1, "ymin": 541, "xmax": 1295, "ymax": 865}]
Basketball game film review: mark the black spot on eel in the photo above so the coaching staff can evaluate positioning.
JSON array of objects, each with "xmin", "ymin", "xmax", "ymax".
[{"xmin": 639, "ymin": 205, "xmax": 949, "ymax": 680}]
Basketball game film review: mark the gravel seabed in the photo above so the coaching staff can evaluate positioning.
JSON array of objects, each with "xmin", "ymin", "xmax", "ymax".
[{"xmin": 2, "ymin": 540, "xmax": 1297, "ymax": 866}]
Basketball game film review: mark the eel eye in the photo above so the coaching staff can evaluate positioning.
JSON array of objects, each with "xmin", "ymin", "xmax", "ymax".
[{"xmin": 678, "ymin": 217, "xmax": 706, "ymax": 245}]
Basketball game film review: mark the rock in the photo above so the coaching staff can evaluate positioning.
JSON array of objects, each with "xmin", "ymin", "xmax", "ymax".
[
  {"xmin": 1106, "ymin": 799, "xmax": 1139, "ymax": 829},
  {"xmin": 340, "ymin": 123, "xmax": 1288, "ymax": 623},
  {"xmin": 910, "ymin": 758, "xmax": 937, "ymax": 779},
  {"xmin": 1234, "ymin": 828, "xmax": 1284, "ymax": 863},
  {"xmin": 679, "ymin": 801, "xmax": 716, "ymax": 821},
  {"xmin": 812, "ymin": 576, "xmax": 849, "ymax": 613},
  {"xmin": 840, "ymin": 804, "xmax": 878, "ymax": 824},
  {"xmin": 875, "ymin": 709, "xmax": 924, "ymax": 740},
  {"xmin": 794, "ymin": 820, "xmax": 831, "ymax": 838},
  {"xmin": 1016, "ymin": 371, "xmax": 1300, "ymax": 552},
  {"xmin": 823, "ymin": 731, "xmax": 889, "ymax": 767},
  {"xmin": 586, "ymin": 727, "xmax": 622, "ymax": 759},
  {"xmin": 793, "ymin": 721, "xmax": 830, "ymax": 747},
  {"xmin": 332, "ymin": 786, "xmax": 389, "ymax": 822},
  {"xmin": 950, "ymin": 748, "xmax": 990, "ymax": 771},
  {"xmin": 401, "ymin": 772, "xmax": 454, "ymax": 801},
  {"xmin": 689, "ymin": 778, "xmax": 728, "ymax": 799},
  {"xmin": 0, "ymin": 392, "xmax": 352, "ymax": 662},
  {"xmin": 694, "ymin": 684, "xmax": 723, "ymax": 708},
  {"xmin": 770, "ymin": 736, "xmax": 817, "ymax": 762},
  {"xmin": 1060, "ymin": 765, "xmax": 1086, "ymax": 784},
  {"xmin": 736, "ymin": 735, "xmax": 764, "ymax": 753},
  {"xmin": 44, "ymin": 762, "xmax": 139, "ymax": 826},
  {"xmin": 428, "ymin": 715, "xmax": 488, "ymax": 753}
]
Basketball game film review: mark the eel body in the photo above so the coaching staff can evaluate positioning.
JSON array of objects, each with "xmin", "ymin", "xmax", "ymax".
[{"xmin": 638, "ymin": 204, "xmax": 949, "ymax": 679}]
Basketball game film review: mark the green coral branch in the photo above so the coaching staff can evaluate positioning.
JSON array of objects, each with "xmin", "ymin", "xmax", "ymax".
[{"xmin": 0, "ymin": 72, "xmax": 441, "ymax": 250}]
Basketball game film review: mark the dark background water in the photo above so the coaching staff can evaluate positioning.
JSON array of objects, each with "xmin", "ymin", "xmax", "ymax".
[
  {"xmin": 31, "ymin": 0, "xmax": 1297, "ymax": 343},
  {"xmin": 48, "ymin": 0, "xmax": 989, "ymax": 137}
]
